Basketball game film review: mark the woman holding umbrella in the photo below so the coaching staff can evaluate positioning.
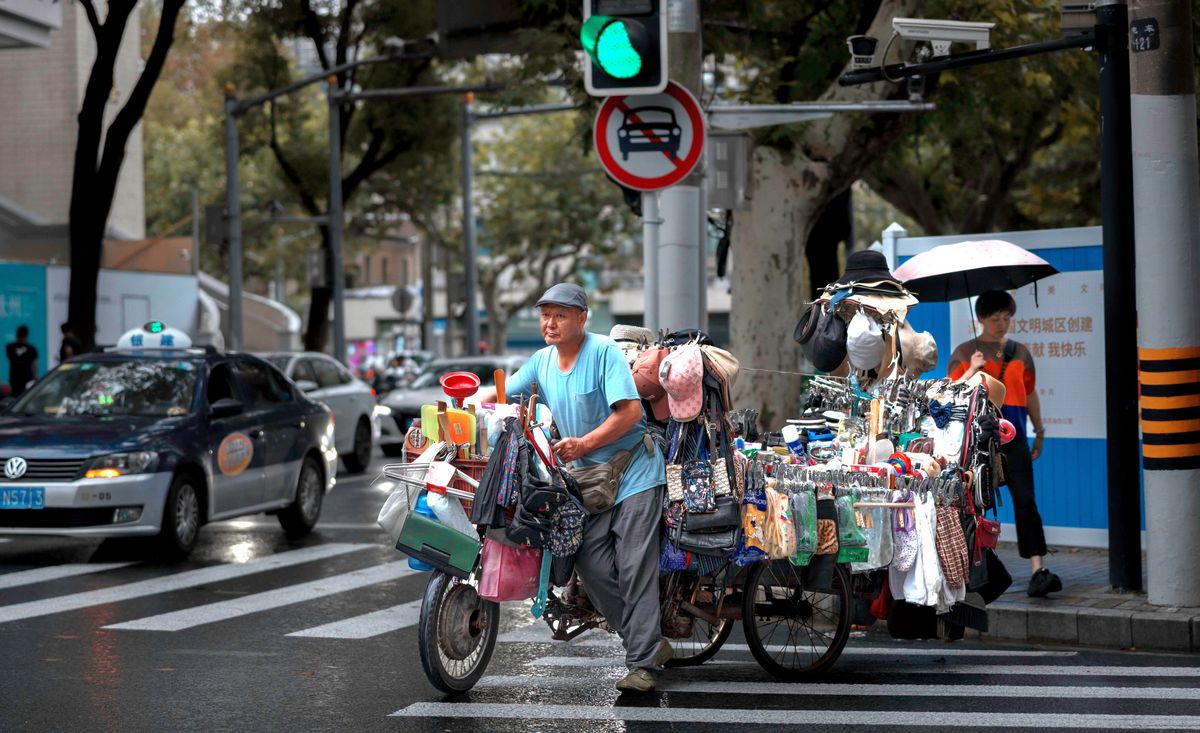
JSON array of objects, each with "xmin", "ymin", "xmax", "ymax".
[{"xmin": 948, "ymin": 290, "xmax": 1062, "ymax": 598}]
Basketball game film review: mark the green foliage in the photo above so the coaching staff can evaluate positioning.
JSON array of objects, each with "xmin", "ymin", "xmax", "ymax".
[{"xmin": 867, "ymin": 0, "xmax": 1102, "ymax": 234}]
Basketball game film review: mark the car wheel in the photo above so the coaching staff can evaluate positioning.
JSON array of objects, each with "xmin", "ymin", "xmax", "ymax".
[
  {"xmin": 278, "ymin": 456, "xmax": 324, "ymax": 537},
  {"xmin": 157, "ymin": 473, "xmax": 201, "ymax": 559},
  {"xmin": 381, "ymin": 443, "xmax": 406, "ymax": 458},
  {"xmin": 342, "ymin": 417, "xmax": 373, "ymax": 473}
]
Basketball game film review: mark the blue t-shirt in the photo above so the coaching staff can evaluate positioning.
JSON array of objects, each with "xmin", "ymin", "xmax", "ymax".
[{"xmin": 505, "ymin": 333, "xmax": 665, "ymax": 504}]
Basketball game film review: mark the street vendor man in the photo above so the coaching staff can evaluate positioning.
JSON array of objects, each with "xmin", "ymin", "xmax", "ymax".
[{"xmin": 474, "ymin": 282, "xmax": 670, "ymax": 693}]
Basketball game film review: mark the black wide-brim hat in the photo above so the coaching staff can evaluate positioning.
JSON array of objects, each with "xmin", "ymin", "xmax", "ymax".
[{"xmin": 829, "ymin": 249, "xmax": 903, "ymax": 289}]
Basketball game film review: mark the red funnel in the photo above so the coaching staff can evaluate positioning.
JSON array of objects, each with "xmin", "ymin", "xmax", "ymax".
[{"xmin": 439, "ymin": 371, "xmax": 481, "ymax": 403}]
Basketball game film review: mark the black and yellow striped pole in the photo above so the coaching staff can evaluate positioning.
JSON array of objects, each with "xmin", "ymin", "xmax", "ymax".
[{"xmin": 1131, "ymin": 0, "xmax": 1200, "ymax": 605}]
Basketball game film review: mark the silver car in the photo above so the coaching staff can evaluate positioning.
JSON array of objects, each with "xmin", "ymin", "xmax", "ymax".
[
  {"xmin": 377, "ymin": 355, "xmax": 526, "ymax": 457},
  {"xmin": 258, "ymin": 352, "xmax": 380, "ymax": 474}
]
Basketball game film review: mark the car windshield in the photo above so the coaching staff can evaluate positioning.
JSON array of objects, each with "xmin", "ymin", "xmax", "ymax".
[
  {"xmin": 408, "ymin": 363, "xmax": 499, "ymax": 390},
  {"xmin": 11, "ymin": 359, "xmax": 199, "ymax": 417}
]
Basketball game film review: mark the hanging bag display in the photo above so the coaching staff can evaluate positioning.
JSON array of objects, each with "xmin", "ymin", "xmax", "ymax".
[
  {"xmin": 789, "ymin": 486, "xmax": 818, "ymax": 566},
  {"xmin": 764, "ymin": 487, "xmax": 798, "ymax": 559}
]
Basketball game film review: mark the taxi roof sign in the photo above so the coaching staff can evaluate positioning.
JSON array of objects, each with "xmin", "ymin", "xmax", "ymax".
[{"xmin": 117, "ymin": 322, "xmax": 192, "ymax": 349}]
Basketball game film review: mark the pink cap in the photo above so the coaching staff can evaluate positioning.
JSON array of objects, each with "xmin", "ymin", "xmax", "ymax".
[{"xmin": 659, "ymin": 344, "xmax": 704, "ymax": 422}]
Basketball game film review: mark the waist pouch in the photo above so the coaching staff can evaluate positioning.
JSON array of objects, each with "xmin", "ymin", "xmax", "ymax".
[
  {"xmin": 673, "ymin": 526, "xmax": 738, "ymax": 556},
  {"xmin": 505, "ymin": 502, "xmax": 552, "ymax": 548},
  {"xmin": 567, "ymin": 445, "xmax": 639, "ymax": 514},
  {"xmin": 681, "ymin": 496, "xmax": 740, "ymax": 533}
]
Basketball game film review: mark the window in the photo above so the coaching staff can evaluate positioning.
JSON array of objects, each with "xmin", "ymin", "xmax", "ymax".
[
  {"xmin": 235, "ymin": 360, "xmax": 291, "ymax": 406},
  {"xmin": 311, "ymin": 357, "xmax": 343, "ymax": 389},
  {"xmin": 292, "ymin": 359, "xmax": 318, "ymax": 385},
  {"xmin": 10, "ymin": 358, "xmax": 200, "ymax": 418},
  {"xmin": 207, "ymin": 363, "xmax": 238, "ymax": 406}
]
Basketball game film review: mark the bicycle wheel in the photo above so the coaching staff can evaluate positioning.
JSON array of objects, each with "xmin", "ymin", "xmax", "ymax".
[
  {"xmin": 662, "ymin": 571, "xmax": 735, "ymax": 667},
  {"xmin": 418, "ymin": 570, "xmax": 499, "ymax": 694},
  {"xmin": 741, "ymin": 560, "xmax": 852, "ymax": 680}
]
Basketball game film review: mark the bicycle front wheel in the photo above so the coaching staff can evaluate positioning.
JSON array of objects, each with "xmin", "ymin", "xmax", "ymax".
[
  {"xmin": 741, "ymin": 560, "xmax": 851, "ymax": 680},
  {"xmin": 417, "ymin": 570, "xmax": 499, "ymax": 694},
  {"xmin": 661, "ymin": 571, "xmax": 735, "ymax": 667}
]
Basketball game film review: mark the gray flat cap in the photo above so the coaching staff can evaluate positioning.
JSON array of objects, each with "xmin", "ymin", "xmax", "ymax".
[{"xmin": 536, "ymin": 283, "xmax": 588, "ymax": 310}]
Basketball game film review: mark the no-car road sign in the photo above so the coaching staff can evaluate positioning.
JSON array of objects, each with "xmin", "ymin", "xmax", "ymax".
[{"xmin": 593, "ymin": 81, "xmax": 705, "ymax": 192}]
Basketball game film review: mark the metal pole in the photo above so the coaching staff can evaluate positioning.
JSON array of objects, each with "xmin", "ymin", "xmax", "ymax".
[
  {"xmin": 327, "ymin": 80, "xmax": 348, "ymax": 364},
  {"xmin": 642, "ymin": 191, "xmax": 660, "ymax": 333},
  {"xmin": 1095, "ymin": 0, "xmax": 1142, "ymax": 592},
  {"xmin": 656, "ymin": 0, "xmax": 704, "ymax": 333},
  {"xmin": 1130, "ymin": 0, "xmax": 1200, "ymax": 605},
  {"xmin": 223, "ymin": 94, "xmax": 244, "ymax": 351},
  {"xmin": 459, "ymin": 95, "xmax": 481, "ymax": 356},
  {"xmin": 421, "ymin": 231, "xmax": 433, "ymax": 351}
]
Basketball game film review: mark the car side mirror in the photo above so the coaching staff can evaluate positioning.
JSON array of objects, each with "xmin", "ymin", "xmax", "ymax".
[
  {"xmin": 209, "ymin": 398, "xmax": 244, "ymax": 419},
  {"xmin": 294, "ymin": 379, "xmax": 319, "ymax": 393}
]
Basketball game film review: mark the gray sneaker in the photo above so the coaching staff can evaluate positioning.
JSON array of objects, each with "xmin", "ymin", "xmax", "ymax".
[{"xmin": 615, "ymin": 668, "xmax": 656, "ymax": 693}]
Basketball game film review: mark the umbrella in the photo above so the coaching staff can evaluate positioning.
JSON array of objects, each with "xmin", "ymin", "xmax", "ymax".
[
  {"xmin": 892, "ymin": 239, "xmax": 1059, "ymax": 343},
  {"xmin": 892, "ymin": 239, "xmax": 1058, "ymax": 302}
]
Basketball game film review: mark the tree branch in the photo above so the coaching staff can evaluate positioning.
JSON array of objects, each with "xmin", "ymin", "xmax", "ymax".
[
  {"xmin": 97, "ymin": 0, "xmax": 186, "ymax": 197},
  {"xmin": 298, "ymin": 0, "xmax": 330, "ymax": 70},
  {"xmin": 268, "ymin": 104, "xmax": 323, "ymax": 216},
  {"xmin": 78, "ymin": 0, "xmax": 102, "ymax": 36}
]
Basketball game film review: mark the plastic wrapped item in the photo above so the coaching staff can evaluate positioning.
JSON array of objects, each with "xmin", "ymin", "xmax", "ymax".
[
  {"xmin": 764, "ymin": 487, "xmax": 797, "ymax": 559},
  {"xmin": 890, "ymin": 489, "xmax": 919, "ymax": 572},
  {"xmin": 377, "ymin": 487, "xmax": 413, "ymax": 543},
  {"xmin": 835, "ymin": 491, "xmax": 868, "ymax": 548},
  {"xmin": 790, "ymin": 488, "xmax": 818, "ymax": 565},
  {"xmin": 851, "ymin": 504, "xmax": 894, "ymax": 573},
  {"xmin": 426, "ymin": 491, "xmax": 475, "ymax": 536}
]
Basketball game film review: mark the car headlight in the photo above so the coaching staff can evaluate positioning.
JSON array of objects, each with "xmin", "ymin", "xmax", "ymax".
[
  {"xmin": 373, "ymin": 404, "xmax": 392, "ymax": 418},
  {"xmin": 85, "ymin": 451, "xmax": 159, "ymax": 479}
]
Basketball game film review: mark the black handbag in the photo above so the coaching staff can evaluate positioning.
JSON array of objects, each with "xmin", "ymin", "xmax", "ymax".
[
  {"xmin": 967, "ymin": 547, "xmax": 1013, "ymax": 604},
  {"xmin": 682, "ymin": 496, "xmax": 740, "ymax": 533},
  {"xmin": 803, "ymin": 306, "xmax": 848, "ymax": 373},
  {"xmin": 673, "ymin": 527, "xmax": 738, "ymax": 556}
]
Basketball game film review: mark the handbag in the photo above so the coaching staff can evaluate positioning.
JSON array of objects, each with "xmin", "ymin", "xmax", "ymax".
[
  {"xmin": 682, "ymin": 459, "xmax": 716, "ymax": 513},
  {"xmin": 567, "ymin": 448, "xmax": 635, "ymax": 514},
  {"xmin": 673, "ymin": 527, "xmax": 738, "ymax": 556},
  {"xmin": 477, "ymin": 537, "xmax": 542, "ymax": 602},
  {"xmin": 666, "ymin": 464, "xmax": 684, "ymax": 502},
  {"xmin": 681, "ymin": 495, "xmax": 740, "ymax": 533},
  {"xmin": 968, "ymin": 546, "xmax": 1013, "ymax": 604}
]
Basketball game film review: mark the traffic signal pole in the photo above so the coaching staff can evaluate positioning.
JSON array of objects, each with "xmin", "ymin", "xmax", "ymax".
[
  {"xmin": 655, "ymin": 0, "xmax": 705, "ymax": 335},
  {"xmin": 1130, "ymin": 0, "xmax": 1200, "ymax": 605}
]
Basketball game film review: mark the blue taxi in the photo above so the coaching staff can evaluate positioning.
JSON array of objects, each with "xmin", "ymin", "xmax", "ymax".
[{"xmin": 0, "ymin": 322, "xmax": 338, "ymax": 557}]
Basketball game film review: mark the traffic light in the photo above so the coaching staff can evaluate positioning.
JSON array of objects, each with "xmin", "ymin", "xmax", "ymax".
[{"xmin": 581, "ymin": 0, "xmax": 667, "ymax": 96}]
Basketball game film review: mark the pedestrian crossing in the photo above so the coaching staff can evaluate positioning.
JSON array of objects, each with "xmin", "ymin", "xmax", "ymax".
[{"xmin": 4, "ymin": 546, "xmax": 1200, "ymax": 729}]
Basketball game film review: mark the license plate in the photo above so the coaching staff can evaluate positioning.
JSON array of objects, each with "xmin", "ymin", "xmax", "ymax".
[{"xmin": 0, "ymin": 487, "xmax": 45, "ymax": 509}]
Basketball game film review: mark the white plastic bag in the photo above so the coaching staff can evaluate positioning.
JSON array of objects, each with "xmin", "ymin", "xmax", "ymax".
[
  {"xmin": 426, "ymin": 491, "xmax": 476, "ymax": 536},
  {"xmin": 377, "ymin": 489, "xmax": 412, "ymax": 543}
]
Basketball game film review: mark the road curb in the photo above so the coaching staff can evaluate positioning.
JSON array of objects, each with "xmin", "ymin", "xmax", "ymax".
[{"xmin": 984, "ymin": 603, "xmax": 1200, "ymax": 652}]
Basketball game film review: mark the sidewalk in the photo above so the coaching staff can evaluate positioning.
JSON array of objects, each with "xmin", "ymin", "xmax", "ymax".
[{"xmin": 972, "ymin": 543, "xmax": 1199, "ymax": 652}]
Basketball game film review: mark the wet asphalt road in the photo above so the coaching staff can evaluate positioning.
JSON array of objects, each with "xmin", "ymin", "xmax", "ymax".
[{"xmin": 2, "ymin": 452, "xmax": 1199, "ymax": 732}]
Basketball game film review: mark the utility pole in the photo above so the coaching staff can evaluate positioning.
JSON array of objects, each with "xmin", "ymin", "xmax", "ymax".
[
  {"xmin": 655, "ymin": 0, "xmax": 704, "ymax": 334},
  {"xmin": 1130, "ymin": 0, "xmax": 1200, "ymax": 605},
  {"xmin": 223, "ymin": 93, "xmax": 244, "ymax": 351},
  {"xmin": 1094, "ymin": 0, "xmax": 1143, "ymax": 593},
  {"xmin": 326, "ymin": 78, "xmax": 349, "ymax": 365},
  {"xmin": 459, "ymin": 94, "xmax": 482, "ymax": 356}
]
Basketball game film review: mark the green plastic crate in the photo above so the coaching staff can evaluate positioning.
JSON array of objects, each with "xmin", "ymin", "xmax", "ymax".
[{"xmin": 396, "ymin": 512, "xmax": 481, "ymax": 579}]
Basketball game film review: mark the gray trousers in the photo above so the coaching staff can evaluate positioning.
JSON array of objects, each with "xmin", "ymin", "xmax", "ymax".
[{"xmin": 574, "ymin": 485, "xmax": 663, "ymax": 670}]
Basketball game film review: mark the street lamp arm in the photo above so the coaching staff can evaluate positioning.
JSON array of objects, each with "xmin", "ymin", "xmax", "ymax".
[
  {"xmin": 838, "ymin": 31, "xmax": 1095, "ymax": 86},
  {"xmin": 232, "ymin": 50, "xmax": 435, "ymax": 114}
]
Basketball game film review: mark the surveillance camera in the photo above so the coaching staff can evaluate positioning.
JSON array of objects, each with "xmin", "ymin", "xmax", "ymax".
[
  {"xmin": 846, "ymin": 35, "xmax": 878, "ymax": 70},
  {"xmin": 891, "ymin": 17, "xmax": 995, "ymax": 55}
]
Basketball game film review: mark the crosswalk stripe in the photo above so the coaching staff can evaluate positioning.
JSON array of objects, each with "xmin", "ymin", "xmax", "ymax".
[
  {"xmin": 389, "ymin": 703, "xmax": 1200, "ymax": 728},
  {"xmin": 499, "ymin": 628, "xmax": 1078, "ymax": 658},
  {"xmin": 105, "ymin": 562, "xmax": 416, "ymax": 631},
  {"xmin": 286, "ymin": 599, "xmax": 423, "ymax": 639},
  {"xmin": 471, "ymin": 677, "xmax": 1200, "ymax": 700},
  {"xmin": 0, "ymin": 543, "xmax": 370, "ymax": 625},
  {"xmin": 208, "ymin": 521, "xmax": 382, "ymax": 532},
  {"xmin": 527, "ymin": 656, "xmax": 1200, "ymax": 677},
  {"xmin": 0, "ymin": 562, "xmax": 138, "ymax": 590}
]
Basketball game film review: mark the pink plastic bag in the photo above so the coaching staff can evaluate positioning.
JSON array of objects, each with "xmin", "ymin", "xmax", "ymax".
[{"xmin": 477, "ymin": 537, "xmax": 542, "ymax": 602}]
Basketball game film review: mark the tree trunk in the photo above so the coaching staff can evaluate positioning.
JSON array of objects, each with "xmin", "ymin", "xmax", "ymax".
[
  {"xmin": 305, "ymin": 285, "xmax": 332, "ymax": 352},
  {"xmin": 729, "ymin": 147, "xmax": 824, "ymax": 429},
  {"xmin": 727, "ymin": 0, "xmax": 922, "ymax": 431}
]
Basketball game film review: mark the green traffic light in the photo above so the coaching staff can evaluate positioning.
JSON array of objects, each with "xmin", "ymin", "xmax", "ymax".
[{"xmin": 581, "ymin": 15, "xmax": 644, "ymax": 79}]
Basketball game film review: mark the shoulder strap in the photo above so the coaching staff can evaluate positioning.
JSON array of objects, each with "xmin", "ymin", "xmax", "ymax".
[{"xmin": 998, "ymin": 339, "xmax": 1018, "ymax": 382}]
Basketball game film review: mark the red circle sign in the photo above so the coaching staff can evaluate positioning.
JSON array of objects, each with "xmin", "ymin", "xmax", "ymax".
[{"xmin": 594, "ymin": 81, "xmax": 705, "ymax": 192}]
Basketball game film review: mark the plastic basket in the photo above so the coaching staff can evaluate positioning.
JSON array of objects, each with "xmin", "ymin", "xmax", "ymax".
[{"xmin": 401, "ymin": 449, "xmax": 486, "ymax": 515}]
